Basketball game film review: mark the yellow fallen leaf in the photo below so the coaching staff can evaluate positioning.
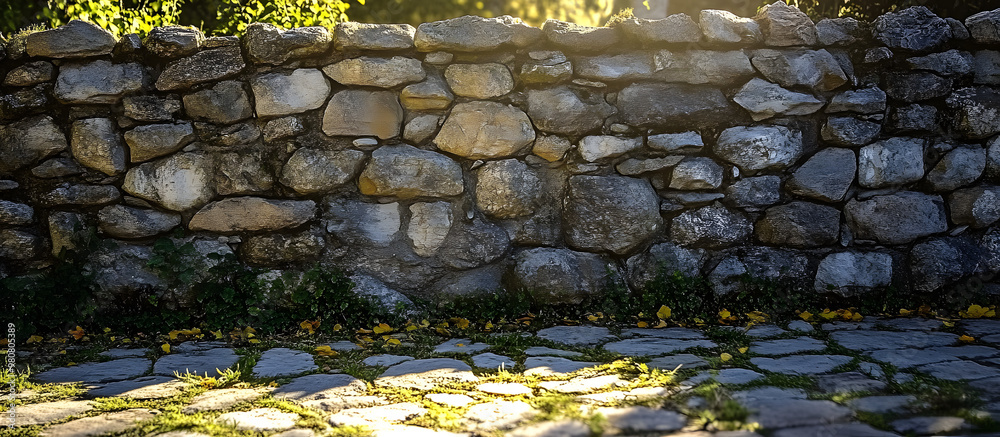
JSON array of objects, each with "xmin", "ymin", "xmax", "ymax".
[
  {"xmin": 420, "ymin": 319, "xmax": 430, "ymax": 327},
  {"xmin": 122, "ymin": 338, "xmax": 131, "ymax": 344},
  {"xmin": 653, "ymin": 320, "xmax": 667, "ymax": 328},
  {"xmin": 851, "ymin": 312, "xmax": 864, "ymax": 322},
  {"xmin": 248, "ymin": 339, "xmax": 260, "ymax": 344},
  {"xmin": 961, "ymin": 304, "xmax": 995, "ymax": 318},
  {"xmin": 587, "ymin": 314, "xmax": 599, "ymax": 322},
  {"xmin": 484, "ymin": 322, "xmax": 494, "ymax": 331},
  {"xmin": 161, "ymin": 343, "xmax": 171, "ymax": 353},
  {"xmin": 455, "ymin": 318, "xmax": 470, "ymax": 330},
  {"xmin": 693, "ymin": 318, "xmax": 705, "ymax": 325},
  {"xmin": 373, "ymin": 323, "xmax": 392, "ymax": 334},
  {"xmin": 899, "ymin": 309, "xmax": 912, "ymax": 316},
  {"xmin": 333, "ymin": 324, "xmax": 342, "ymax": 331},
  {"xmin": 960, "ymin": 335, "xmax": 975, "ymax": 343},
  {"xmin": 27, "ymin": 335, "xmax": 43, "ymax": 344},
  {"xmin": 300, "ymin": 320, "xmax": 320, "ymax": 334},
  {"xmin": 637, "ymin": 321, "xmax": 649, "ymax": 328},
  {"xmin": 211, "ymin": 330, "xmax": 223, "ymax": 339},
  {"xmin": 58, "ymin": 350, "xmax": 66, "ymax": 354},
  {"xmin": 406, "ymin": 325, "xmax": 419, "ymax": 332},
  {"xmin": 819, "ymin": 309, "xmax": 837, "ymax": 320},
  {"xmin": 315, "ymin": 345, "xmax": 337, "ymax": 357},
  {"xmin": 798, "ymin": 311, "xmax": 813, "ymax": 321},
  {"xmin": 68, "ymin": 326, "xmax": 85, "ymax": 340},
  {"xmin": 386, "ymin": 338, "xmax": 401, "ymax": 346},
  {"xmin": 103, "ymin": 328, "xmax": 111, "ymax": 333},
  {"xmin": 720, "ymin": 353, "xmax": 732, "ymax": 362},
  {"xmin": 718, "ymin": 309, "xmax": 731, "ymax": 319},
  {"xmin": 942, "ymin": 321, "xmax": 955, "ymax": 328},
  {"xmin": 657, "ymin": 305, "xmax": 672, "ymax": 319},
  {"xmin": 738, "ymin": 347, "xmax": 748, "ymax": 354}
]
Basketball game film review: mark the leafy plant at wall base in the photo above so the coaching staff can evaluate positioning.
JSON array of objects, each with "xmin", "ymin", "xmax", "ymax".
[{"xmin": 286, "ymin": 265, "xmax": 387, "ymax": 330}]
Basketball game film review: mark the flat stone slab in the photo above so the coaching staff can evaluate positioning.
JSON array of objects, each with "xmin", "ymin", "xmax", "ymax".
[
  {"xmin": 183, "ymin": 388, "xmax": 268, "ymax": 413},
  {"xmin": 539, "ymin": 375, "xmax": 628, "ymax": 394},
  {"xmin": 771, "ymin": 423, "xmax": 901, "ymax": 437},
  {"xmin": 646, "ymin": 354, "xmax": 709, "ymax": 370},
  {"xmin": 747, "ymin": 399, "xmax": 853, "ymax": 429},
  {"xmin": 874, "ymin": 318, "xmax": 944, "ymax": 330},
  {"xmin": 273, "ymin": 430, "xmax": 317, "ymax": 437},
  {"xmin": 621, "ymin": 328, "xmax": 707, "ymax": 339},
  {"xmin": 507, "ymin": 420, "xmax": 591, "ymax": 437},
  {"xmin": 744, "ymin": 325, "xmax": 788, "ymax": 338},
  {"xmin": 689, "ymin": 368, "xmax": 763, "ymax": 385},
  {"xmin": 847, "ymin": 395, "xmax": 917, "ymax": 414},
  {"xmin": 252, "ymin": 348, "xmax": 317, "ymax": 378},
  {"xmin": 300, "ymin": 395, "xmax": 388, "ymax": 412},
  {"xmin": 471, "ymin": 353, "xmax": 515, "ymax": 369},
  {"xmin": 830, "ymin": 330, "xmax": 958, "ymax": 351},
  {"xmin": 461, "ymin": 400, "xmax": 536, "ymax": 431},
  {"xmin": 787, "ymin": 320, "xmax": 815, "ymax": 332},
  {"xmin": 891, "ymin": 416, "xmax": 966, "ymax": 435},
  {"xmin": 39, "ymin": 408, "xmax": 157, "ymax": 437},
  {"xmin": 733, "ymin": 387, "xmax": 808, "ymax": 403},
  {"xmin": 524, "ymin": 346, "xmax": 583, "ymax": 358},
  {"xmin": 329, "ymin": 402, "xmax": 427, "ymax": 427},
  {"xmin": 375, "ymin": 358, "xmax": 478, "ymax": 390},
  {"xmin": 478, "ymin": 382, "xmax": 532, "ymax": 396},
  {"xmin": 750, "ymin": 337, "xmax": 827, "ymax": 355},
  {"xmin": 14, "ymin": 400, "xmax": 93, "ymax": 426},
  {"xmin": 426, "ymin": 393, "xmax": 474, "ymax": 407},
  {"xmin": 603, "ymin": 338, "xmax": 717, "ymax": 356},
  {"xmin": 153, "ymin": 348, "xmax": 239, "ymax": 377},
  {"xmin": 536, "ymin": 326, "xmax": 617, "ymax": 346},
  {"xmin": 866, "ymin": 348, "xmax": 960, "ymax": 368},
  {"xmin": 363, "ymin": 354, "xmax": 414, "ymax": 367},
  {"xmin": 216, "ymin": 408, "xmax": 298, "ymax": 432},
  {"xmin": 821, "ymin": 321, "xmax": 876, "ymax": 331},
  {"xmin": 99, "ymin": 348, "xmax": 147, "ymax": 358},
  {"xmin": 434, "ymin": 338, "xmax": 490, "ymax": 354},
  {"xmin": 917, "ymin": 360, "xmax": 1000, "ymax": 381},
  {"xmin": 328, "ymin": 341, "xmax": 361, "ymax": 351},
  {"xmin": 751, "ymin": 355, "xmax": 853, "ymax": 375},
  {"xmin": 816, "ymin": 372, "xmax": 886, "ymax": 394},
  {"xmin": 961, "ymin": 319, "xmax": 1000, "ymax": 337},
  {"xmin": 577, "ymin": 387, "xmax": 671, "ymax": 404},
  {"xmin": 87, "ymin": 376, "xmax": 185, "ymax": 399},
  {"xmin": 36, "ymin": 358, "xmax": 152, "ymax": 383},
  {"xmin": 524, "ymin": 357, "xmax": 599, "ymax": 376},
  {"xmin": 596, "ymin": 406, "xmax": 686, "ymax": 433},
  {"xmin": 369, "ymin": 425, "xmax": 470, "ymax": 436},
  {"xmin": 272, "ymin": 374, "xmax": 367, "ymax": 401}
]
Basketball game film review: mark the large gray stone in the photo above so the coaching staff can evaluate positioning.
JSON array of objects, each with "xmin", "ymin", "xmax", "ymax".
[
  {"xmin": 578, "ymin": 135, "xmax": 641, "ymax": 162},
  {"xmin": 153, "ymin": 347, "xmax": 239, "ymax": 377},
  {"xmin": 54, "ymin": 60, "xmax": 143, "ymax": 104},
  {"xmin": 974, "ymin": 50, "xmax": 1000, "ymax": 85},
  {"xmin": 648, "ymin": 132, "xmax": 704, "ymax": 153},
  {"xmin": 910, "ymin": 237, "xmax": 983, "ymax": 292},
  {"xmin": 444, "ymin": 63, "xmax": 513, "ymax": 98},
  {"xmin": 323, "ymin": 89, "xmax": 403, "ymax": 139},
  {"xmin": 751, "ymin": 355, "xmax": 853, "ymax": 374},
  {"xmin": 334, "ymin": 22, "xmax": 415, "ymax": 50},
  {"xmin": 748, "ymin": 399, "xmax": 853, "ymax": 429},
  {"xmin": 617, "ymin": 14, "xmax": 701, "ymax": 44},
  {"xmin": 707, "ymin": 246, "xmax": 810, "ymax": 295},
  {"xmin": 87, "ymin": 376, "xmax": 186, "ymax": 399},
  {"xmin": 189, "ymin": 197, "xmax": 316, "ymax": 233},
  {"xmin": 253, "ymin": 348, "xmax": 318, "ymax": 378},
  {"xmin": 950, "ymin": 185, "xmax": 1000, "ymax": 228},
  {"xmin": 252, "ymin": 69, "xmax": 330, "ymax": 117},
  {"xmin": 827, "ymin": 87, "xmax": 887, "ymax": 114},
  {"xmin": 98, "ymin": 205, "xmax": 181, "ymax": 239},
  {"xmin": 4, "ymin": 61, "xmax": 55, "ymax": 87},
  {"xmin": 144, "ymin": 25, "xmax": 203, "ymax": 58},
  {"xmin": 36, "ymin": 358, "xmax": 151, "ymax": 384},
  {"xmin": 831, "ymin": 330, "xmax": 958, "ymax": 351},
  {"xmin": 244, "ymin": 23, "xmax": 330, "ymax": 64},
  {"xmin": 155, "ymin": 46, "xmax": 245, "ymax": 91},
  {"xmin": 946, "ymin": 87, "xmax": 1000, "ymax": 139},
  {"xmin": 434, "ymin": 101, "xmax": 534, "ymax": 159},
  {"xmin": 358, "ymin": 144, "xmax": 463, "ymax": 198},
  {"xmin": 885, "ymin": 72, "xmax": 952, "ymax": 102},
  {"xmin": 700, "ymin": 9, "xmax": 762, "ymax": 44},
  {"xmin": 575, "ymin": 53, "xmax": 653, "ymax": 81},
  {"xmin": 527, "ymin": 86, "xmax": 615, "ymax": 136},
  {"xmin": 908, "ymin": 49, "xmax": 973, "ymax": 76},
  {"xmin": 597, "ymin": 406, "xmax": 686, "ymax": 433},
  {"xmin": 733, "ymin": 78, "xmax": 824, "ymax": 121},
  {"xmin": 715, "ymin": 125, "xmax": 803, "ymax": 173},
  {"xmin": 751, "ymin": 49, "xmax": 848, "ymax": 92},
  {"xmin": 892, "ymin": 104, "xmax": 938, "ymax": 132},
  {"xmin": 323, "ymin": 56, "xmax": 425, "ymax": 88},
  {"xmin": 215, "ymin": 151, "xmax": 274, "ymax": 195},
  {"xmin": 13, "ymin": 400, "xmax": 93, "ymax": 426},
  {"xmin": 183, "ymin": 81, "xmax": 252, "ymax": 124},
  {"xmin": 0, "ymin": 229, "xmax": 44, "ymax": 260},
  {"xmin": 755, "ymin": 1, "xmax": 818, "ymax": 46},
  {"xmin": 536, "ymin": 326, "xmax": 616, "ymax": 347},
  {"xmin": 816, "ymin": 17, "xmax": 861, "ymax": 46},
  {"xmin": 280, "ymin": 148, "xmax": 366, "ymax": 195},
  {"xmin": 39, "ymin": 409, "xmax": 156, "ymax": 437},
  {"xmin": 375, "ymin": 358, "xmax": 477, "ymax": 390},
  {"xmin": 542, "ymin": 19, "xmax": 619, "ymax": 52},
  {"xmin": 787, "ymin": 148, "xmax": 856, "ymax": 202},
  {"xmin": 123, "ymin": 95, "xmax": 181, "ymax": 122},
  {"xmin": 513, "ymin": 248, "xmax": 614, "ymax": 304},
  {"xmin": 240, "ymin": 231, "xmax": 324, "ymax": 266},
  {"xmin": 927, "ymin": 145, "xmax": 985, "ymax": 191},
  {"xmin": 183, "ymin": 388, "xmax": 268, "ymax": 413},
  {"xmin": 652, "ymin": 50, "xmax": 755, "ymax": 85},
  {"xmin": 400, "ymin": 76, "xmax": 453, "ymax": 111},
  {"xmin": 603, "ymin": 338, "xmax": 717, "ymax": 356},
  {"xmin": 616, "ymin": 83, "xmax": 733, "ymax": 128},
  {"xmin": 414, "ymin": 15, "xmax": 531, "ymax": 51},
  {"xmin": 39, "ymin": 184, "xmax": 120, "ymax": 207},
  {"xmin": 918, "ymin": 360, "xmax": 1000, "ymax": 381},
  {"xmin": 726, "ymin": 176, "xmax": 781, "ymax": 208},
  {"xmin": 751, "ymin": 337, "xmax": 826, "ymax": 356},
  {"xmin": 756, "ymin": 202, "xmax": 841, "ymax": 248},
  {"xmin": 564, "ymin": 175, "xmax": 662, "ymax": 255},
  {"xmin": 524, "ymin": 357, "xmax": 599, "ymax": 376},
  {"xmin": 217, "ymin": 408, "xmax": 298, "ymax": 432},
  {"xmin": 0, "ymin": 200, "xmax": 33, "ymax": 226},
  {"xmin": 70, "ymin": 118, "xmax": 126, "ymax": 176},
  {"xmin": 272, "ymin": 374, "xmax": 367, "ymax": 401},
  {"xmin": 845, "ymin": 192, "xmax": 946, "ymax": 244},
  {"xmin": 475, "ymin": 159, "xmax": 540, "ymax": 219},
  {"xmin": 436, "ymin": 216, "xmax": 510, "ymax": 269},
  {"xmin": 124, "ymin": 122, "xmax": 195, "ymax": 163},
  {"xmin": 26, "ymin": 20, "xmax": 115, "ymax": 58},
  {"xmin": 874, "ymin": 6, "xmax": 952, "ymax": 51},
  {"xmin": 822, "ymin": 117, "xmax": 881, "ymax": 147},
  {"xmin": 857, "ymin": 137, "xmax": 925, "ymax": 188},
  {"xmin": 814, "ymin": 252, "xmax": 893, "ymax": 294},
  {"xmin": 406, "ymin": 202, "xmax": 452, "ymax": 257},
  {"xmin": 325, "ymin": 199, "xmax": 401, "ymax": 247},
  {"xmin": 671, "ymin": 203, "xmax": 752, "ymax": 248},
  {"xmin": 772, "ymin": 423, "xmax": 897, "ymax": 437},
  {"xmin": 626, "ymin": 242, "xmax": 706, "ymax": 288},
  {"xmin": 669, "ymin": 157, "xmax": 723, "ymax": 190},
  {"xmin": 122, "ymin": 153, "xmax": 215, "ymax": 211},
  {"xmin": 968, "ymin": 9, "xmax": 1000, "ymax": 43}
]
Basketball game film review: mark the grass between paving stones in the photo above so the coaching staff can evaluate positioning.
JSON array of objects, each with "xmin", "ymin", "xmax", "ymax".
[{"xmin": 675, "ymin": 381, "xmax": 755, "ymax": 432}]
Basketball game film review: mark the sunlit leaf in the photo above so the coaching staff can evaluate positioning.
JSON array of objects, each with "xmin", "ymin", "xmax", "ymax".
[
  {"xmin": 161, "ymin": 343, "xmax": 171, "ymax": 353},
  {"xmin": 720, "ymin": 353, "xmax": 732, "ymax": 362},
  {"xmin": 657, "ymin": 305, "xmax": 672, "ymax": 320}
]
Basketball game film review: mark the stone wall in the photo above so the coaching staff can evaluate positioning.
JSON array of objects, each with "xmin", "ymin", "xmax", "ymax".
[{"xmin": 4, "ymin": 4, "xmax": 1000, "ymax": 311}]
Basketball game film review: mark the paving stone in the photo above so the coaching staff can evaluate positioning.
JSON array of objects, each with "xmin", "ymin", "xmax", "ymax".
[
  {"xmin": 36, "ymin": 358, "xmax": 151, "ymax": 384},
  {"xmin": 426, "ymin": 393, "xmax": 474, "ymax": 407},
  {"xmin": 40, "ymin": 408, "xmax": 157, "ymax": 437},
  {"xmin": 597, "ymin": 406, "xmax": 686, "ymax": 433},
  {"xmin": 216, "ymin": 408, "xmax": 298, "ymax": 432},
  {"xmin": 864, "ymin": 349, "xmax": 953, "ymax": 368},
  {"xmin": 621, "ymin": 328, "xmax": 707, "ymax": 339},
  {"xmin": 87, "ymin": 376, "xmax": 185, "ymax": 399},
  {"xmin": 603, "ymin": 338, "xmax": 717, "ymax": 356},
  {"xmin": 750, "ymin": 337, "xmax": 827, "ymax": 355},
  {"xmin": 434, "ymin": 338, "xmax": 490, "ymax": 354},
  {"xmin": 183, "ymin": 388, "xmax": 267, "ymax": 413},
  {"xmin": 646, "ymin": 354, "xmax": 710, "ymax": 370},
  {"xmin": 787, "ymin": 320, "xmax": 815, "ymax": 332},
  {"xmin": 816, "ymin": 372, "xmax": 886, "ymax": 394},
  {"xmin": 99, "ymin": 348, "xmax": 147, "ymax": 358},
  {"xmin": 918, "ymin": 360, "xmax": 1000, "ymax": 381},
  {"xmin": 153, "ymin": 348, "xmax": 238, "ymax": 377},
  {"xmin": 272, "ymin": 374, "xmax": 367, "ymax": 401},
  {"xmin": 742, "ymin": 325, "xmax": 788, "ymax": 338},
  {"xmin": 821, "ymin": 321, "xmax": 876, "ymax": 331},
  {"xmin": 461, "ymin": 400, "xmax": 536, "ymax": 431},
  {"xmin": 363, "ymin": 355, "xmax": 414, "ymax": 367},
  {"xmin": 329, "ymin": 402, "xmax": 427, "ymax": 427},
  {"xmin": 375, "ymin": 358, "xmax": 478, "ymax": 390},
  {"xmin": 524, "ymin": 347, "xmax": 583, "ymax": 358},
  {"xmin": 747, "ymin": 399, "xmax": 853, "ymax": 429},
  {"xmin": 578, "ymin": 386, "xmax": 672, "ymax": 404},
  {"xmin": 299, "ymin": 396, "xmax": 388, "ymax": 412},
  {"xmin": 539, "ymin": 375, "xmax": 628, "ymax": 394},
  {"xmin": 13, "ymin": 400, "xmax": 93, "ymax": 426},
  {"xmin": 857, "ymin": 362, "xmax": 885, "ymax": 379},
  {"xmin": 771, "ymin": 423, "xmax": 900, "ymax": 437},
  {"xmin": 732, "ymin": 387, "xmax": 808, "ymax": 402},
  {"xmin": 471, "ymin": 353, "xmax": 515, "ymax": 369},
  {"xmin": 154, "ymin": 431, "xmax": 213, "ymax": 437},
  {"xmin": 689, "ymin": 368, "xmax": 764, "ymax": 385},
  {"xmin": 962, "ymin": 319, "xmax": 1000, "ymax": 337},
  {"xmin": 507, "ymin": 420, "xmax": 591, "ymax": 437},
  {"xmin": 847, "ymin": 395, "xmax": 917, "ymax": 414},
  {"xmin": 327, "ymin": 341, "xmax": 361, "ymax": 351},
  {"xmin": 524, "ymin": 357, "xmax": 599, "ymax": 376},
  {"xmin": 891, "ymin": 416, "xmax": 966, "ymax": 435},
  {"xmin": 272, "ymin": 430, "xmax": 316, "ymax": 437},
  {"xmin": 830, "ymin": 331, "xmax": 958, "ymax": 351},
  {"xmin": 370, "ymin": 425, "xmax": 469, "ymax": 436},
  {"xmin": 751, "ymin": 355, "xmax": 853, "ymax": 375},
  {"xmin": 536, "ymin": 326, "xmax": 616, "ymax": 346},
  {"xmin": 478, "ymin": 382, "xmax": 532, "ymax": 396},
  {"xmin": 253, "ymin": 348, "xmax": 317, "ymax": 378},
  {"xmin": 873, "ymin": 318, "xmax": 944, "ymax": 330}
]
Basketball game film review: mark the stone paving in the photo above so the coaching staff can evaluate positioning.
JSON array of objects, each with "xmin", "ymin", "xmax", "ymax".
[{"xmin": 8, "ymin": 318, "xmax": 1000, "ymax": 436}]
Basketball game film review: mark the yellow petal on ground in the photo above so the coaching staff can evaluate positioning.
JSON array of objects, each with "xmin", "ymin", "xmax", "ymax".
[
  {"xmin": 819, "ymin": 309, "xmax": 837, "ymax": 320},
  {"xmin": 720, "ymin": 353, "xmax": 732, "ymax": 362},
  {"xmin": 657, "ymin": 305, "xmax": 672, "ymax": 319},
  {"xmin": 103, "ymin": 328, "xmax": 111, "ymax": 333},
  {"xmin": 484, "ymin": 322, "xmax": 494, "ymax": 331},
  {"xmin": 161, "ymin": 344, "xmax": 171, "ymax": 353},
  {"xmin": 68, "ymin": 326, "xmax": 85, "ymax": 340},
  {"xmin": 960, "ymin": 335, "xmax": 975, "ymax": 343},
  {"xmin": 420, "ymin": 319, "xmax": 430, "ymax": 327}
]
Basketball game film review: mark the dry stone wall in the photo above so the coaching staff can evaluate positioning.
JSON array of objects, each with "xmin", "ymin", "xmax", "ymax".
[{"xmin": 4, "ymin": 3, "xmax": 1000, "ymax": 311}]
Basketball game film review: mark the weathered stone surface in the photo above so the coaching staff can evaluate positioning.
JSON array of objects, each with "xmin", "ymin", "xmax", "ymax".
[
  {"xmin": 616, "ymin": 83, "xmax": 733, "ymax": 128},
  {"xmin": 525, "ymin": 347, "xmax": 583, "ymax": 358},
  {"xmin": 436, "ymin": 216, "xmax": 510, "ymax": 269},
  {"xmin": 815, "ymin": 251, "xmax": 893, "ymax": 294},
  {"xmin": 617, "ymin": 14, "xmax": 701, "ymax": 44},
  {"xmin": 214, "ymin": 151, "xmax": 274, "ymax": 195},
  {"xmin": 414, "ymin": 15, "xmax": 526, "ymax": 51},
  {"xmin": 335, "ymin": 22, "xmax": 415, "ymax": 50},
  {"xmin": 845, "ymin": 192, "xmax": 946, "ymax": 244},
  {"xmin": 54, "ymin": 60, "xmax": 143, "ymax": 104},
  {"xmin": 967, "ymin": 9, "xmax": 1000, "ymax": 43},
  {"xmin": 827, "ymin": 87, "xmax": 887, "ymax": 114},
  {"xmin": 910, "ymin": 237, "xmax": 984, "ymax": 292},
  {"xmin": 751, "ymin": 337, "xmax": 826, "ymax": 356},
  {"xmin": 400, "ymin": 76, "xmax": 453, "ymax": 111},
  {"xmin": 217, "ymin": 408, "xmax": 298, "ymax": 432},
  {"xmin": 751, "ymin": 355, "xmax": 853, "ymax": 375},
  {"xmin": 858, "ymin": 137, "xmax": 925, "ymax": 188},
  {"xmin": 832, "ymin": 330, "xmax": 958, "ymax": 351},
  {"xmin": 669, "ymin": 157, "xmax": 723, "ymax": 190},
  {"xmin": 444, "ymin": 63, "xmax": 513, "ymax": 98},
  {"xmin": 974, "ymin": 50, "xmax": 1000, "ymax": 85},
  {"xmin": 325, "ymin": 199, "xmax": 400, "ymax": 247},
  {"xmin": 513, "ymin": 248, "xmax": 613, "ymax": 304},
  {"xmin": 524, "ymin": 357, "xmax": 599, "ymax": 376},
  {"xmin": 405, "ymin": 202, "xmax": 452, "ymax": 257},
  {"xmin": 947, "ymin": 87, "xmax": 1000, "ymax": 139},
  {"xmin": 527, "ymin": 86, "xmax": 615, "ymax": 136},
  {"xmin": 787, "ymin": 148, "xmax": 855, "ymax": 202},
  {"xmin": 280, "ymin": 148, "xmax": 365, "ymax": 195},
  {"xmin": 183, "ymin": 389, "xmax": 267, "ymax": 413},
  {"xmin": 604, "ymin": 338, "xmax": 717, "ymax": 356},
  {"xmin": 123, "ymin": 153, "xmax": 214, "ymax": 211},
  {"xmin": 537, "ymin": 326, "xmax": 616, "ymax": 346},
  {"xmin": 577, "ymin": 136, "xmax": 640, "ymax": 162},
  {"xmin": 715, "ymin": 125, "xmax": 802, "ymax": 173},
  {"xmin": 323, "ymin": 56, "xmax": 425, "ymax": 88},
  {"xmin": 475, "ymin": 159, "xmax": 540, "ymax": 219},
  {"xmin": 530, "ymin": 135, "xmax": 571, "ymax": 162},
  {"xmin": 4, "ymin": 61, "xmax": 54, "ymax": 87},
  {"xmin": 755, "ymin": 1, "xmax": 817, "ymax": 46},
  {"xmin": 32, "ymin": 158, "xmax": 82, "ymax": 178},
  {"xmin": 816, "ymin": 17, "xmax": 860, "ymax": 46},
  {"xmin": 252, "ymin": 348, "xmax": 318, "ymax": 378},
  {"xmin": 908, "ymin": 49, "xmax": 972, "ymax": 77},
  {"xmin": 70, "ymin": 118, "xmax": 126, "ymax": 176},
  {"xmin": 376, "ymin": 358, "xmax": 477, "ymax": 390},
  {"xmin": 252, "ymin": 69, "xmax": 330, "ymax": 117},
  {"xmin": 123, "ymin": 95, "xmax": 181, "ymax": 122},
  {"xmin": 153, "ymin": 345, "xmax": 239, "ymax": 377},
  {"xmin": 434, "ymin": 101, "xmax": 534, "ymax": 159},
  {"xmin": 40, "ymin": 409, "xmax": 156, "ymax": 437},
  {"xmin": 727, "ymin": 176, "xmax": 781, "ymax": 208},
  {"xmin": 748, "ymin": 399, "xmax": 853, "ymax": 429},
  {"xmin": 273, "ymin": 374, "xmax": 367, "ymax": 401},
  {"xmin": 700, "ymin": 9, "xmax": 762, "ymax": 44},
  {"xmin": 36, "ymin": 358, "xmax": 151, "ymax": 383},
  {"xmin": 26, "ymin": 20, "xmax": 115, "ymax": 58},
  {"xmin": 39, "ymin": 184, "xmax": 120, "ymax": 207},
  {"xmin": 434, "ymin": 338, "xmax": 490, "ymax": 354},
  {"xmin": 543, "ymin": 19, "xmax": 619, "ymax": 52},
  {"xmin": 950, "ymin": 185, "xmax": 1000, "ymax": 228},
  {"xmin": 564, "ymin": 175, "xmax": 662, "ymax": 255},
  {"xmin": 156, "ymin": 46, "xmax": 245, "ymax": 91},
  {"xmin": 626, "ymin": 242, "xmax": 706, "ymax": 288},
  {"xmin": 892, "ymin": 104, "xmax": 938, "ymax": 132},
  {"xmin": 242, "ymin": 231, "xmax": 324, "ymax": 265},
  {"xmin": 145, "ymin": 26, "xmax": 203, "ymax": 58},
  {"xmin": 403, "ymin": 115, "xmax": 440, "ymax": 145},
  {"xmin": 575, "ymin": 53, "xmax": 652, "ymax": 81},
  {"xmin": 0, "ymin": 228, "xmax": 43, "ymax": 260},
  {"xmin": 874, "ymin": 6, "xmax": 952, "ymax": 51},
  {"xmin": 87, "ymin": 376, "xmax": 186, "ymax": 399},
  {"xmin": 183, "ymin": 81, "xmax": 251, "ymax": 124},
  {"xmin": 0, "ymin": 200, "xmax": 33, "ymax": 226},
  {"xmin": 708, "ymin": 246, "xmax": 810, "ymax": 295},
  {"xmin": 648, "ymin": 132, "xmax": 704, "ymax": 153},
  {"xmin": 672, "ymin": 203, "xmax": 752, "ymax": 248},
  {"xmin": 756, "ymin": 202, "xmax": 840, "ymax": 248},
  {"xmin": 125, "ymin": 122, "xmax": 195, "ymax": 163},
  {"xmin": 751, "ymin": 49, "xmax": 847, "ymax": 92},
  {"xmin": 323, "ymin": 89, "xmax": 403, "ymax": 139},
  {"xmin": 14, "ymin": 400, "xmax": 93, "ymax": 426},
  {"xmin": 822, "ymin": 116, "xmax": 881, "ymax": 147},
  {"xmin": 616, "ymin": 156, "xmax": 683, "ymax": 176},
  {"xmin": 189, "ymin": 197, "xmax": 315, "ymax": 233},
  {"xmin": 358, "ymin": 144, "xmax": 463, "ymax": 198},
  {"xmin": 98, "ymin": 205, "xmax": 180, "ymax": 239},
  {"xmin": 927, "ymin": 145, "xmax": 985, "ymax": 191},
  {"xmin": 652, "ymin": 50, "xmax": 755, "ymax": 85},
  {"xmin": 885, "ymin": 72, "xmax": 952, "ymax": 102},
  {"xmin": 244, "ymin": 23, "xmax": 329, "ymax": 64},
  {"xmin": 733, "ymin": 78, "xmax": 824, "ymax": 121}
]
